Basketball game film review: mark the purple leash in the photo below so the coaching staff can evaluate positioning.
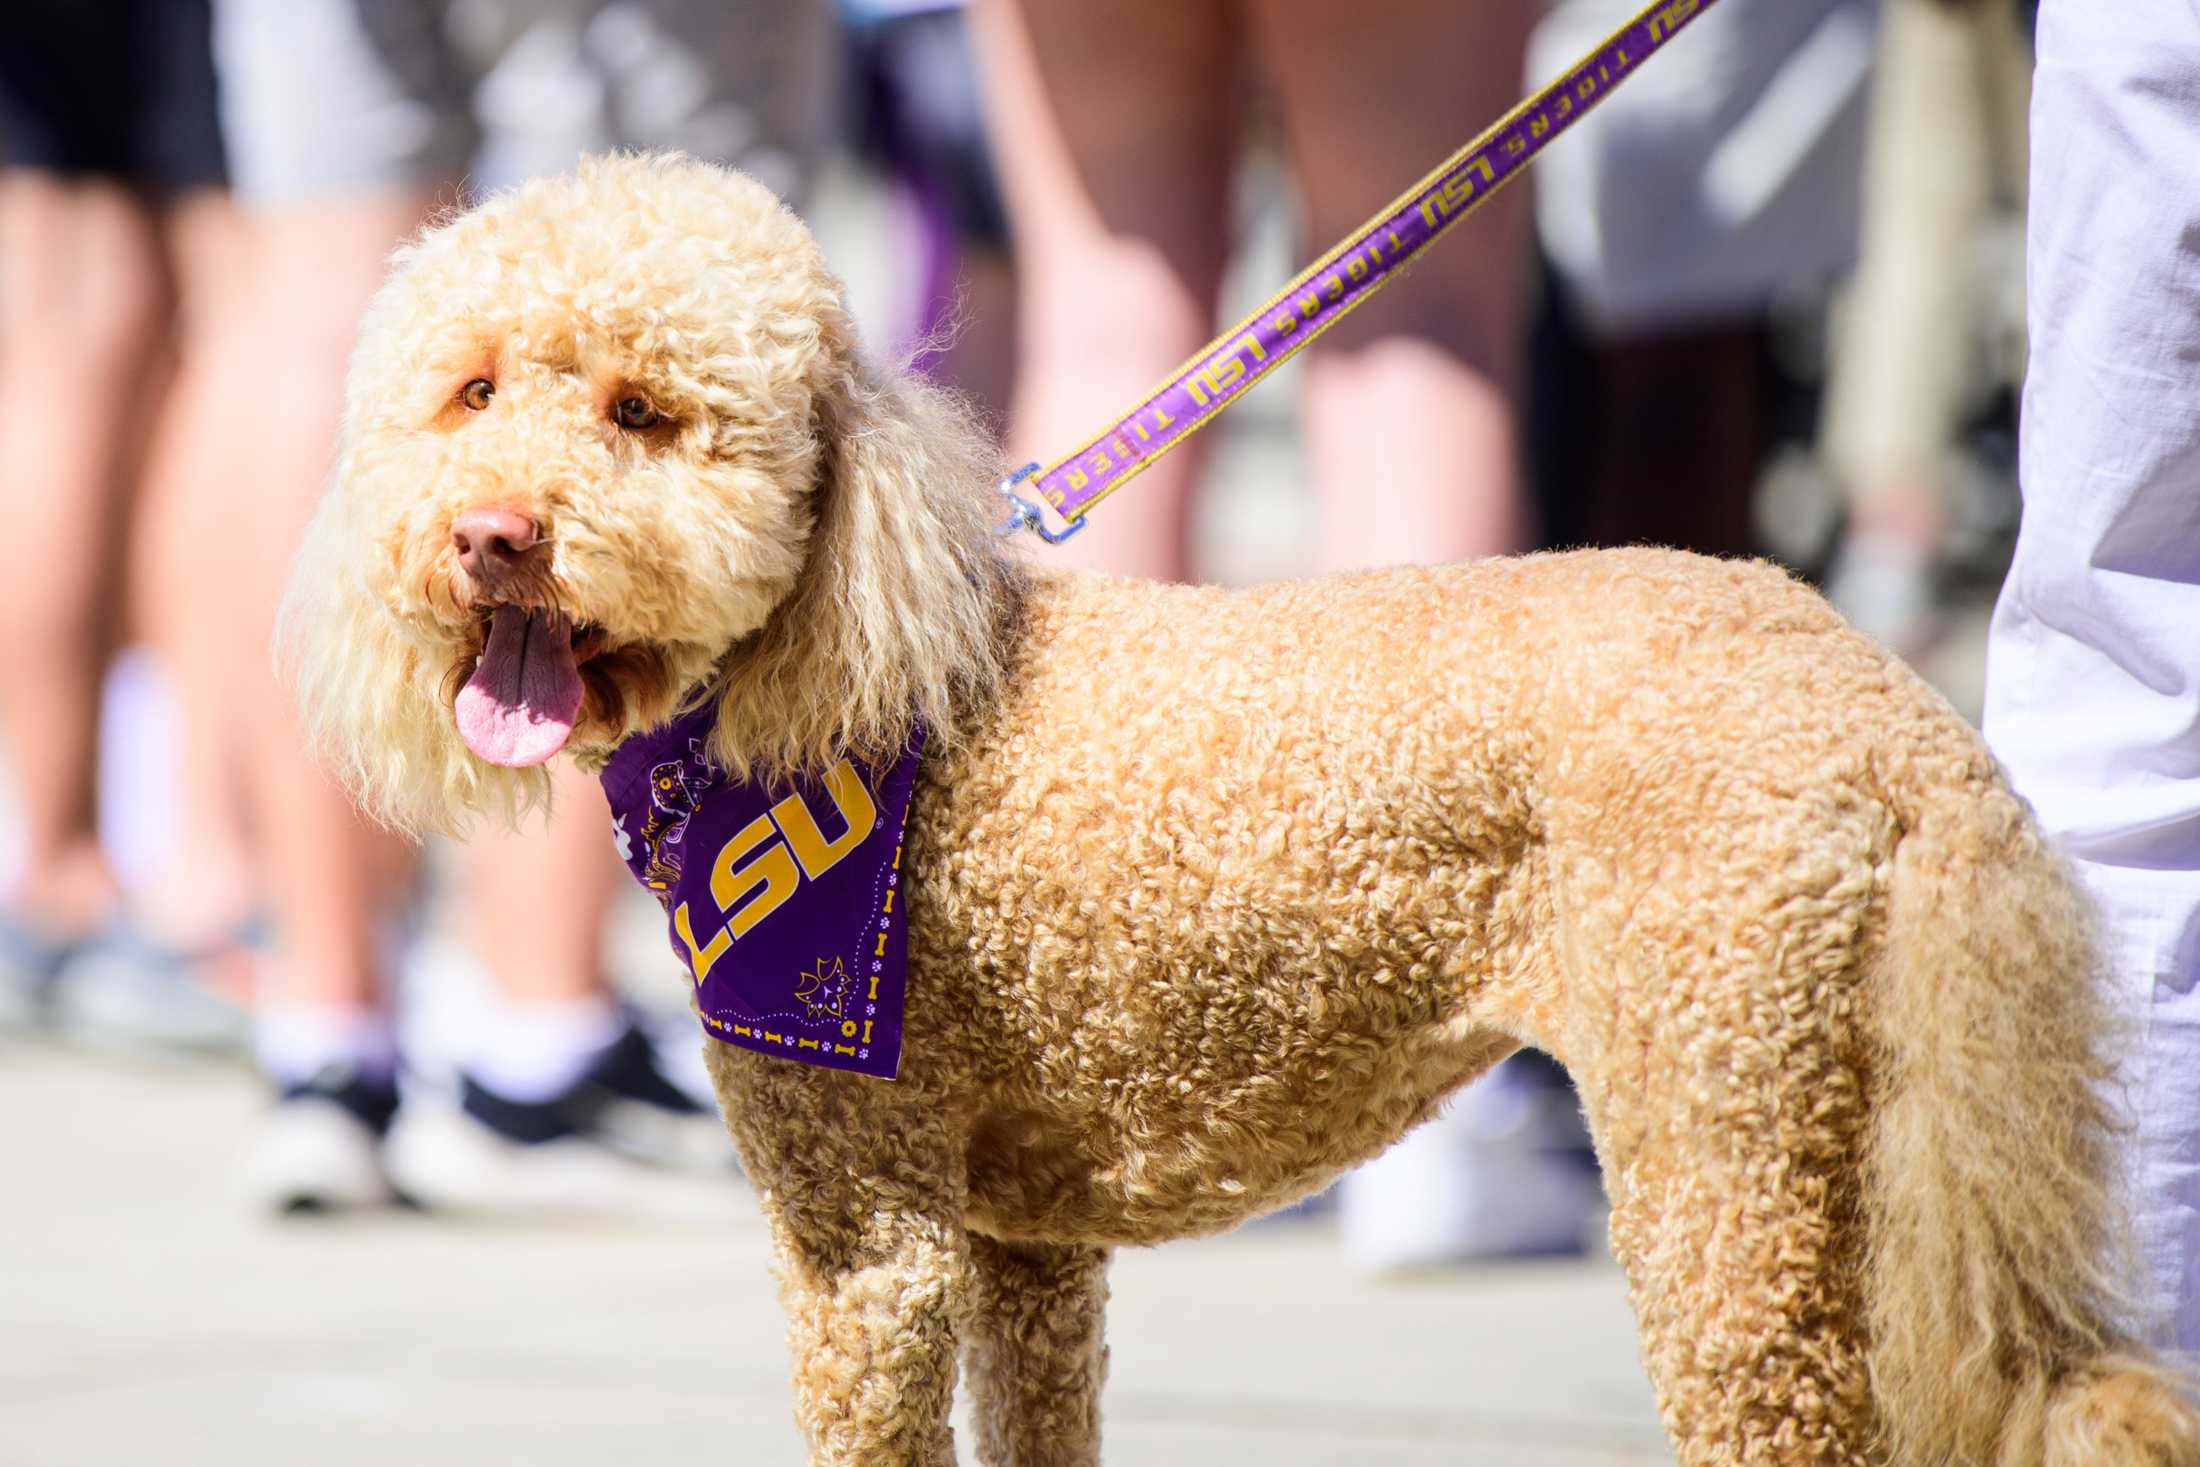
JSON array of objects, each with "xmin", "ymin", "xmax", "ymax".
[{"xmin": 998, "ymin": 0, "xmax": 1725, "ymax": 544}]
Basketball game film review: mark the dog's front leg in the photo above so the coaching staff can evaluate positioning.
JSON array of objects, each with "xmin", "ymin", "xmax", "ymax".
[
  {"xmin": 715, "ymin": 1058, "xmax": 969, "ymax": 1466},
  {"xmin": 774, "ymin": 1207, "xmax": 968, "ymax": 1467},
  {"xmin": 964, "ymin": 1235, "xmax": 1109, "ymax": 1467}
]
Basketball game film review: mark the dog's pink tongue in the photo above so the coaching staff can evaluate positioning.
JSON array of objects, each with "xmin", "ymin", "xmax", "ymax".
[{"xmin": 456, "ymin": 607, "xmax": 584, "ymax": 767}]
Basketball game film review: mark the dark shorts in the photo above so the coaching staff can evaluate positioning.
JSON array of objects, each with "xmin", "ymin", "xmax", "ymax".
[
  {"xmin": 844, "ymin": 7, "xmax": 1008, "ymax": 247},
  {"xmin": 0, "ymin": 0, "xmax": 226, "ymax": 193}
]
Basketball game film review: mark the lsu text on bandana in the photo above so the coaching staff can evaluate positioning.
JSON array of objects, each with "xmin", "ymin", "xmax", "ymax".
[{"xmin": 600, "ymin": 703, "xmax": 921, "ymax": 1080}]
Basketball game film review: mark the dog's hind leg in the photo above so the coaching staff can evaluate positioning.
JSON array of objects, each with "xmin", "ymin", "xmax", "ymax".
[
  {"xmin": 1586, "ymin": 1040, "xmax": 1879, "ymax": 1465},
  {"xmin": 963, "ymin": 1235, "xmax": 1109, "ymax": 1467},
  {"xmin": 1546, "ymin": 789, "xmax": 1887, "ymax": 1463},
  {"xmin": 712, "ymin": 1052, "xmax": 971, "ymax": 1467}
]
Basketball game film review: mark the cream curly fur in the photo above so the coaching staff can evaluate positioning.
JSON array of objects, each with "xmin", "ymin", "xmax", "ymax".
[{"xmin": 289, "ymin": 154, "xmax": 2200, "ymax": 1466}]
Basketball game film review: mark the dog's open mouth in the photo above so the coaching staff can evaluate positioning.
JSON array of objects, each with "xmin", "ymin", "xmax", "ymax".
[{"xmin": 454, "ymin": 606, "xmax": 594, "ymax": 767}]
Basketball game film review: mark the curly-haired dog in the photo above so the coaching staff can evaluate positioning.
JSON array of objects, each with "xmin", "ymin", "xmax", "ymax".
[{"xmin": 285, "ymin": 154, "xmax": 2200, "ymax": 1466}]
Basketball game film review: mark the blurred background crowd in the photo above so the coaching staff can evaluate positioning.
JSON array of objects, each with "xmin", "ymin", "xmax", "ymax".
[{"xmin": 0, "ymin": 0, "xmax": 2037, "ymax": 1269}]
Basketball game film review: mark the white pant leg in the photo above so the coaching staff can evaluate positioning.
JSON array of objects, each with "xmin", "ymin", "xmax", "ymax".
[{"xmin": 1981, "ymin": 0, "xmax": 2200, "ymax": 1356}]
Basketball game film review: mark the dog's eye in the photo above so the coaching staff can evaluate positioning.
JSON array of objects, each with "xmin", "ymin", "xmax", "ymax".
[
  {"xmin": 614, "ymin": 394, "xmax": 661, "ymax": 430},
  {"xmin": 459, "ymin": 378, "xmax": 495, "ymax": 411}
]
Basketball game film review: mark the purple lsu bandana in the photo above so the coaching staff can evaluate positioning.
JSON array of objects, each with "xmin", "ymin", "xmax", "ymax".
[{"xmin": 601, "ymin": 702, "xmax": 922, "ymax": 1080}]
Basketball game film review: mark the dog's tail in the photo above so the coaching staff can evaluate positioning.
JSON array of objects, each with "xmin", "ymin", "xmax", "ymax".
[{"xmin": 1868, "ymin": 754, "xmax": 2200, "ymax": 1465}]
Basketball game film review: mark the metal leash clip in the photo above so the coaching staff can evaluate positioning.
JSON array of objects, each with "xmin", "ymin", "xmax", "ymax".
[{"xmin": 994, "ymin": 462, "xmax": 1087, "ymax": 544}]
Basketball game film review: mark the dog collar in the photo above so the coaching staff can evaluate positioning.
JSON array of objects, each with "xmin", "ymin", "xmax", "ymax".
[{"xmin": 600, "ymin": 702, "xmax": 922, "ymax": 1080}]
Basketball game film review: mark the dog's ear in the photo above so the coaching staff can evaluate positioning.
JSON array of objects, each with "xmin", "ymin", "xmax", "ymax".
[
  {"xmin": 279, "ymin": 467, "xmax": 549, "ymax": 837},
  {"xmin": 707, "ymin": 322, "xmax": 1013, "ymax": 779}
]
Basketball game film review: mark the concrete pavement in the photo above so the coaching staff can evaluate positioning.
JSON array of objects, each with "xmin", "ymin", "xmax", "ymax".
[{"xmin": 0, "ymin": 1041, "xmax": 1671, "ymax": 1466}]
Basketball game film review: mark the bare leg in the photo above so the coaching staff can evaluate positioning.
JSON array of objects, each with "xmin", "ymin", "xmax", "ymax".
[
  {"xmin": 0, "ymin": 174, "xmax": 168, "ymax": 933},
  {"xmin": 450, "ymin": 762, "xmax": 635, "ymax": 1103},
  {"xmin": 224, "ymin": 195, "xmax": 438, "ymax": 1020},
  {"xmin": 964, "ymin": 1234, "xmax": 1109, "ymax": 1467},
  {"xmin": 1247, "ymin": 0, "xmax": 1537, "ymax": 571},
  {"xmin": 128, "ymin": 188, "xmax": 260, "ymax": 960},
  {"xmin": 1821, "ymin": 0, "xmax": 2030, "ymax": 649},
  {"xmin": 461, "ymin": 762, "xmax": 622, "ymax": 1006},
  {"xmin": 969, "ymin": 0, "xmax": 1242, "ymax": 581}
]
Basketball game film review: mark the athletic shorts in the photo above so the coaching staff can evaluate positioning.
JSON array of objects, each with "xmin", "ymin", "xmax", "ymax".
[
  {"xmin": 211, "ymin": 0, "xmax": 834, "ymax": 209},
  {"xmin": 0, "ymin": 0, "xmax": 227, "ymax": 194}
]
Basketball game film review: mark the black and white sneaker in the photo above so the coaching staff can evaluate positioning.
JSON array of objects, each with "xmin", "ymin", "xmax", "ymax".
[
  {"xmin": 385, "ymin": 1024, "xmax": 748, "ymax": 1220},
  {"xmin": 240, "ymin": 1064, "xmax": 404, "ymax": 1214}
]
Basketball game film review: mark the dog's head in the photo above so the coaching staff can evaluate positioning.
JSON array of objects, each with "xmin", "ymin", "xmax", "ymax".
[{"xmin": 284, "ymin": 154, "xmax": 1009, "ymax": 833}]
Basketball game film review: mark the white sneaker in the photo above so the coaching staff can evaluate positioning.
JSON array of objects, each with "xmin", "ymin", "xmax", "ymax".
[
  {"xmin": 238, "ymin": 1067, "xmax": 402, "ymax": 1214},
  {"xmin": 0, "ymin": 915, "xmax": 68, "ymax": 1034},
  {"xmin": 1339, "ymin": 1057, "xmax": 1605, "ymax": 1273},
  {"xmin": 53, "ymin": 925, "xmax": 252, "ymax": 1058}
]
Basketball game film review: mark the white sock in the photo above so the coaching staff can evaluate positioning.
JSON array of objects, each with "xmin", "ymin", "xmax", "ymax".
[
  {"xmin": 257, "ymin": 1005, "xmax": 399, "ymax": 1089},
  {"xmin": 462, "ymin": 993, "xmax": 626, "ymax": 1103}
]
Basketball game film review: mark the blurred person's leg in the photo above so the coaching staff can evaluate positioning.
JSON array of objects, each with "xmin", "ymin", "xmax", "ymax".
[
  {"xmin": 1821, "ymin": 0, "xmax": 2030, "ymax": 653},
  {"xmin": 213, "ymin": 0, "xmax": 466, "ymax": 1207},
  {"xmin": 215, "ymin": 0, "xmax": 741, "ymax": 1214},
  {"xmin": 43, "ymin": 186, "xmax": 270, "ymax": 1055},
  {"xmin": 384, "ymin": 762, "xmax": 637, "ymax": 1189},
  {"xmin": 127, "ymin": 190, "xmax": 261, "ymax": 979},
  {"xmin": 226, "ymin": 196, "xmax": 433, "ymax": 1199},
  {"xmin": 0, "ymin": 0, "xmax": 264, "ymax": 1050},
  {"xmin": 969, "ymin": 0, "xmax": 1243, "ymax": 582},
  {"xmin": 0, "ymin": 176, "xmax": 166, "ymax": 959},
  {"xmin": 1247, "ymin": 0, "xmax": 1536, "ymax": 571},
  {"xmin": 215, "ymin": 241, "xmax": 446, "ymax": 1056},
  {"xmin": 1983, "ymin": 0, "xmax": 2200, "ymax": 1356},
  {"xmin": 461, "ymin": 766, "xmax": 621, "ymax": 1016},
  {"xmin": 383, "ymin": 764, "xmax": 737, "ymax": 1215}
]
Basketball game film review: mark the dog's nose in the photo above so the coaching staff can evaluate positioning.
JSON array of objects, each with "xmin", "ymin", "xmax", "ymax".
[{"xmin": 450, "ymin": 506, "xmax": 540, "ymax": 581}]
